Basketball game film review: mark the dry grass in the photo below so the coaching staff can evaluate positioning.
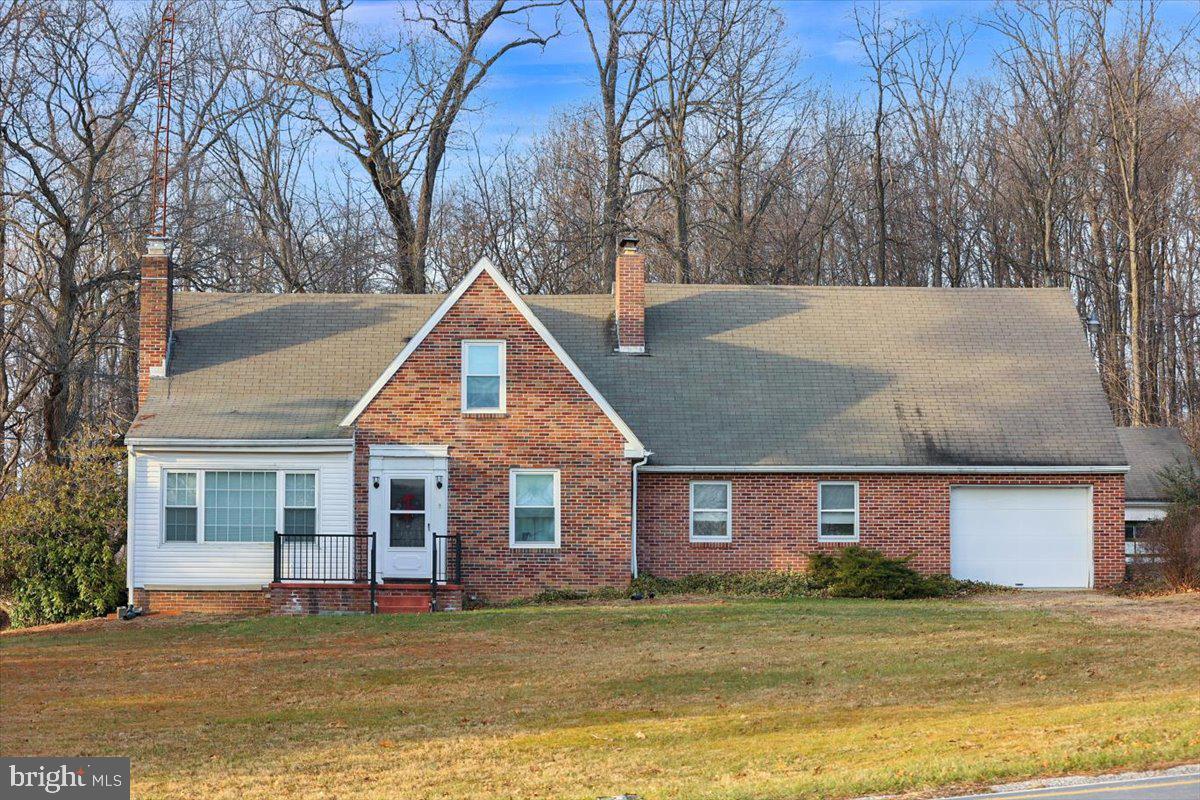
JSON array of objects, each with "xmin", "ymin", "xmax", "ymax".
[{"xmin": 2, "ymin": 595, "xmax": 1198, "ymax": 800}]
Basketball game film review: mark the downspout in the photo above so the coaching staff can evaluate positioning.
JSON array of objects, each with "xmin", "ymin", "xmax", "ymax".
[
  {"xmin": 631, "ymin": 451, "xmax": 652, "ymax": 578},
  {"xmin": 123, "ymin": 446, "xmax": 138, "ymax": 617}
]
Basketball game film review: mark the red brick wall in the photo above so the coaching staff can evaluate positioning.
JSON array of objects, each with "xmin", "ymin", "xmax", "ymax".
[
  {"xmin": 355, "ymin": 271, "xmax": 633, "ymax": 603},
  {"xmin": 637, "ymin": 472, "xmax": 1125, "ymax": 588},
  {"xmin": 133, "ymin": 587, "xmax": 269, "ymax": 615},
  {"xmin": 270, "ymin": 583, "xmax": 373, "ymax": 615},
  {"xmin": 137, "ymin": 249, "xmax": 172, "ymax": 406},
  {"xmin": 615, "ymin": 243, "xmax": 645, "ymax": 351}
]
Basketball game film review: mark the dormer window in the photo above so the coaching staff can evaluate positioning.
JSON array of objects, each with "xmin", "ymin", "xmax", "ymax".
[{"xmin": 462, "ymin": 340, "xmax": 506, "ymax": 413}]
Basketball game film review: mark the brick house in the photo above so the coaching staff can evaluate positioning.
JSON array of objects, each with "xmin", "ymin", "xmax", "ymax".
[{"xmin": 125, "ymin": 237, "xmax": 1130, "ymax": 615}]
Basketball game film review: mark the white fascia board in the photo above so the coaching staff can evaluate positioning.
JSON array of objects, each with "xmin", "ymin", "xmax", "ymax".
[
  {"xmin": 369, "ymin": 444, "xmax": 450, "ymax": 458},
  {"xmin": 639, "ymin": 464, "xmax": 1131, "ymax": 474},
  {"xmin": 126, "ymin": 438, "xmax": 354, "ymax": 453},
  {"xmin": 338, "ymin": 257, "xmax": 645, "ymax": 453}
]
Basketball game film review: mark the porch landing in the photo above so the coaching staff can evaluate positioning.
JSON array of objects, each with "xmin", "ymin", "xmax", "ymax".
[{"xmin": 269, "ymin": 581, "xmax": 463, "ymax": 615}]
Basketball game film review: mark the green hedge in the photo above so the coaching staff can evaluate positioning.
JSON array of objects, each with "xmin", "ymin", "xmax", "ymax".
[
  {"xmin": 499, "ymin": 548, "xmax": 999, "ymax": 607},
  {"xmin": 0, "ymin": 437, "xmax": 126, "ymax": 628}
]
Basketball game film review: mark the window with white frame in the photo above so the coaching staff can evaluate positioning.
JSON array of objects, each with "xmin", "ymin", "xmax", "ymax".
[
  {"xmin": 205, "ymin": 471, "xmax": 277, "ymax": 542},
  {"xmin": 283, "ymin": 473, "xmax": 317, "ymax": 538},
  {"xmin": 818, "ymin": 481, "xmax": 859, "ymax": 540},
  {"xmin": 690, "ymin": 481, "xmax": 732, "ymax": 541},
  {"xmin": 462, "ymin": 340, "xmax": 505, "ymax": 412},
  {"xmin": 510, "ymin": 469, "xmax": 560, "ymax": 547},
  {"xmin": 162, "ymin": 470, "xmax": 320, "ymax": 544},
  {"xmin": 164, "ymin": 471, "xmax": 199, "ymax": 542}
]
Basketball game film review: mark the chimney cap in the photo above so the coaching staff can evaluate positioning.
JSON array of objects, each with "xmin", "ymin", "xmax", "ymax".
[
  {"xmin": 618, "ymin": 235, "xmax": 640, "ymax": 251},
  {"xmin": 145, "ymin": 236, "xmax": 169, "ymax": 257}
]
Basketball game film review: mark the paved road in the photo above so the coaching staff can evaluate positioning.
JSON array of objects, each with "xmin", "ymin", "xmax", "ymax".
[{"xmin": 937, "ymin": 773, "xmax": 1200, "ymax": 800}]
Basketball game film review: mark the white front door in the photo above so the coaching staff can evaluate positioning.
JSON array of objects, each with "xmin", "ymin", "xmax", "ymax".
[
  {"xmin": 950, "ymin": 486, "xmax": 1092, "ymax": 588},
  {"xmin": 372, "ymin": 471, "xmax": 447, "ymax": 580}
]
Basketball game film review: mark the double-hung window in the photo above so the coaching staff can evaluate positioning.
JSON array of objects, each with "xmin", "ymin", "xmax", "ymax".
[
  {"xmin": 818, "ymin": 481, "xmax": 859, "ymax": 541},
  {"xmin": 510, "ymin": 469, "xmax": 560, "ymax": 548},
  {"xmin": 283, "ymin": 473, "xmax": 318, "ymax": 539},
  {"xmin": 690, "ymin": 481, "xmax": 732, "ymax": 542},
  {"xmin": 462, "ymin": 340, "xmax": 505, "ymax": 413},
  {"xmin": 164, "ymin": 471, "xmax": 199, "ymax": 542}
]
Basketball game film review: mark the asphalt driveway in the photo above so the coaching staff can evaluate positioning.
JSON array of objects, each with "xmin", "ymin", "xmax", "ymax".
[{"xmin": 939, "ymin": 773, "xmax": 1200, "ymax": 800}]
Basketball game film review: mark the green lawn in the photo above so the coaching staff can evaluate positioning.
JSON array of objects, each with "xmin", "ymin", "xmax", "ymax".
[{"xmin": 2, "ymin": 595, "xmax": 1198, "ymax": 800}]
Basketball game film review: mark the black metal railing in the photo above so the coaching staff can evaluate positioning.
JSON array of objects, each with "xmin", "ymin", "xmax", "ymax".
[
  {"xmin": 430, "ymin": 533, "xmax": 462, "ymax": 611},
  {"xmin": 274, "ymin": 532, "xmax": 377, "ymax": 612}
]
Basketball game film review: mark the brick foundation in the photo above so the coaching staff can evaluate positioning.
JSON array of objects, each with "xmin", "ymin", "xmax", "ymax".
[
  {"xmin": 637, "ymin": 472, "xmax": 1125, "ymax": 588},
  {"xmin": 269, "ymin": 583, "xmax": 463, "ymax": 614},
  {"xmin": 132, "ymin": 587, "xmax": 270, "ymax": 615},
  {"xmin": 270, "ymin": 583, "xmax": 374, "ymax": 615}
]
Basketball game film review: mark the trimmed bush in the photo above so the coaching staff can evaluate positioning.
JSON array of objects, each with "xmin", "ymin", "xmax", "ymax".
[
  {"xmin": 0, "ymin": 436, "xmax": 126, "ymax": 628},
  {"xmin": 807, "ymin": 546, "xmax": 965, "ymax": 599}
]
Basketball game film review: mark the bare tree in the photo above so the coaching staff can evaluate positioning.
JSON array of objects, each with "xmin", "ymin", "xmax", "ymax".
[
  {"xmin": 570, "ymin": 0, "xmax": 656, "ymax": 288},
  {"xmin": 272, "ymin": 0, "xmax": 560, "ymax": 292},
  {"xmin": 853, "ymin": 1, "xmax": 915, "ymax": 285},
  {"xmin": 642, "ymin": 0, "xmax": 753, "ymax": 283}
]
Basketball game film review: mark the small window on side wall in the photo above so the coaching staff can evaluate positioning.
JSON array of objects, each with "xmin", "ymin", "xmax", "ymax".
[
  {"xmin": 510, "ymin": 469, "xmax": 560, "ymax": 548},
  {"xmin": 284, "ymin": 472, "xmax": 317, "ymax": 540},
  {"xmin": 164, "ymin": 471, "xmax": 199, "ymax": 542},
  {"xmin": 462, "ymin": 340, "xmax": 505, "ymax": 413},
  {"xmin": 690, "ymin": 481, "xmax": 732, "ymax": 542},
  {"xmin": 818, "ymin": 481, "xmax": 859, "ymax": 541}
]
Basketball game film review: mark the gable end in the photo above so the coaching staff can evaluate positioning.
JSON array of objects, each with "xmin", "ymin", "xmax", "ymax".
[{"xmin": 339, "ymin": 259, "xmax": 645, "ymax": 455}]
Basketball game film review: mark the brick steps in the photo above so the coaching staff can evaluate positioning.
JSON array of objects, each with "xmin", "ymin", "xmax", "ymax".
[
  {"xmin": 375, "ymin": 583, "xmax": 462, "ymax": 614},
  {"xmin": 376, "ymin": 589, "xmax": 432, "ymax": 613}
]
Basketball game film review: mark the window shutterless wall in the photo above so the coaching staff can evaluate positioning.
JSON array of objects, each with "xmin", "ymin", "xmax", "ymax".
[
  {"xmin": 634, "ymin": 471, "xmax": 1126, "ymax": 588},
  {"xmin": 129, "ymin": 449, "xmax": 353, "ymax": 588}
]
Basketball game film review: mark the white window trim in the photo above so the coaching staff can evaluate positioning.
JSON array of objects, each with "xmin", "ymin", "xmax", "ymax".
[
  {"xmin": 282, "ymin": 471, "xmax": 319, "ymax": 537},
  {"xmin": 689, "ymin": 480, "xmax": 733, "ymax": 543},
  {"xmin": 461, "ymin": 339, "xmax": 507, "ymax": 414},
  {"xmin": 509, "ymin": 468, "xmax": 561, "ymax": 549},
  {"xmin": 162, "ymin": 469, "xmax": 201, "ymax": 544},
  {"xmin": 159, "ymin": 469, "xmax": 319, "ymax": 545},
  {"xmin": 818, "ymin": 480, "xmax": 860, "ymax": 542}
]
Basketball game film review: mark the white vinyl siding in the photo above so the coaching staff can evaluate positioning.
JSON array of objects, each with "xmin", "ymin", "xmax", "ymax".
[
  {"xmin": 690, "ymin": 481, "xmax": 732, "ymax": 542},
  {"xmin": 130, "ymin": 450, "xmax": 353, "ymax": 587},
  {"xmin": 818, "ymin": 481, "xmax": 859, "ymax": 541}
]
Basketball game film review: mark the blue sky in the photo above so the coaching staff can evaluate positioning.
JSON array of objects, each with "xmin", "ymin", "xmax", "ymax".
[{"xmin": 336, "ymin": 0, "xmax": 1198, "ymax": 170}]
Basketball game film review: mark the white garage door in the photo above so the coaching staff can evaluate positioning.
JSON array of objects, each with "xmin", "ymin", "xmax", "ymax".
[{"xmin": 950, "ymin": 487, "xmax": 1092, "ymax": 588}]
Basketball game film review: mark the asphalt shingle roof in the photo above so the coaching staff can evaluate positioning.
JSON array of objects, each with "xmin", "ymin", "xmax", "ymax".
[
  {"xmin": 129, "ymin": 284, "xmax": 1127, "ymax": 469},
  {"xmin": 1115, "ymin": 427, "xmax": 1198, "ymax": 501}
]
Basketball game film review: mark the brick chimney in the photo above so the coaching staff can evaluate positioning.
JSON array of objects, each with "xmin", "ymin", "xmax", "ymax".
[
  {"xmin": 614, "ymin": 236, "xmax": 645, "ymax": 353},
  {"xmin": 138, "ymin": 236, "xmax": 172, "ymax": 406}
]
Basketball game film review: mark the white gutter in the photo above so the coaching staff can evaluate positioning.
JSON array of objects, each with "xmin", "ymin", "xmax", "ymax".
[
  {"xmin": 630, "ymin": 451, "xmax": 652, "ymax": 578},
  {"xmin": 125, "ymin": 438, "xmax": 354, "ymax": 453},
  {"xmin": 639, "ymin": 464, "xmax": 1130, "ymax": 474}
]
